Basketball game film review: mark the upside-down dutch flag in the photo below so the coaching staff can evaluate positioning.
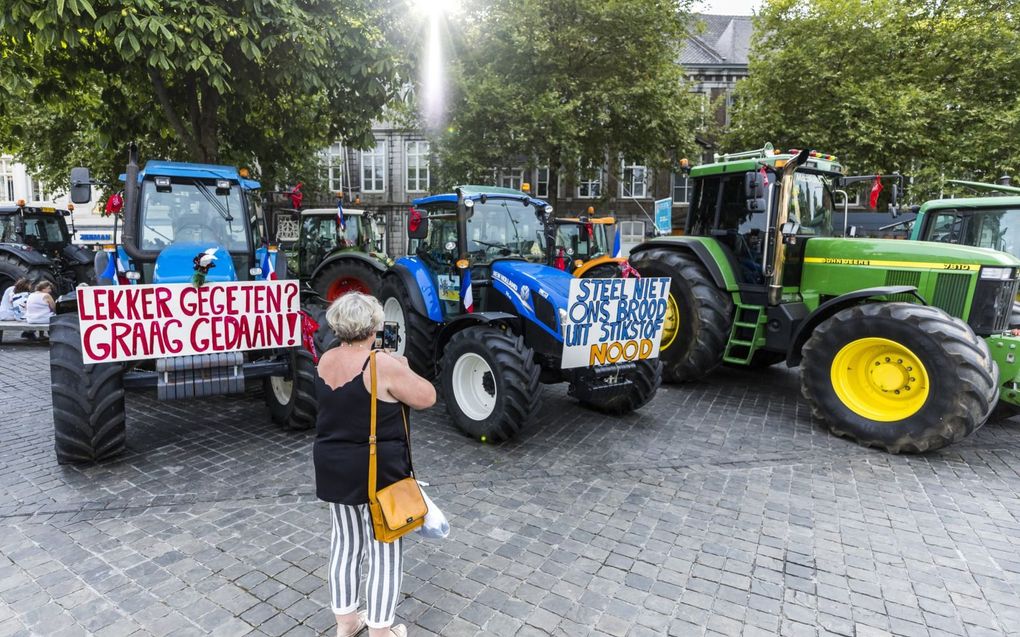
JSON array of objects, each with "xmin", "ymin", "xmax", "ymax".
[
  {"xmin": 460, "ymin": 267, "xmax": 474, "ymax": 313},
  {"xmin": 99, "ymin": 249, "xmax": 117, "ymax": 283},
  {"xmin": 336, "ymin": 199, "xmax": 346, "ymax": 231},
  {"xmin": 261, "ymin": 250, "xmax": 277, "ymax": 280},
  {"xmin": 612, "ymin": 226, "xmax": 623, "ymax": 259}
]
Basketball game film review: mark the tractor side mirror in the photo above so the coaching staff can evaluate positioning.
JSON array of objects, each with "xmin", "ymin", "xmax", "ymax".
[
  {"xmin": 746, "ymin": 198, "xmax": 767, "ymax": 213},
  {"xmin": 889, "ymin": 183, "xmax": 900, "ymax": 217},
  {"xmin": 407, "ymin": 209, "xmax": 428, "ymax": 240},
  {"xmin": 745, "ymin": 171, "xmax": 765, "ymax": 198},
  {"xmin": 781, "ymin": 221, "xmax": 801, "ymax": 236},
  {"xmin": 70, "ymin": 167, "xmax": 92, "ymax": 204}
]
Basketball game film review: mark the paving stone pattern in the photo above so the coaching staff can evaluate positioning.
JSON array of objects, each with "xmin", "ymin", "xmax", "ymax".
[{"xmin": 2, "ymin": 339, "xmax": 1020, "ymax": 636}]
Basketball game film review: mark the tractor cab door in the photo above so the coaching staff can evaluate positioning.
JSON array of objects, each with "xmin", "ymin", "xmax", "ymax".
[
  {"xmin": 691, "ymin": 174, "xmax": 769, "ymax": 285},
  {"xmin": 413, "ymin": 207, "xmax": 463, "ymax": 318}
]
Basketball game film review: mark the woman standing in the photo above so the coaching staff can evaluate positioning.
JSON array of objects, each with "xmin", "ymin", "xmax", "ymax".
[{"xmin": 315, "ymin": 293, "xmax": 436, "ymax": 637}]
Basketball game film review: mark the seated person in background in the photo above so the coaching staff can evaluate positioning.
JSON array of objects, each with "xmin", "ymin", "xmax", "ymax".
[
  {"xmin": 22, "ymin": 280, "xmax": 56, "ymax": 341},
  {"xmin": 0, "ymin": 278, "xmax": 31, "ymax": 321}
]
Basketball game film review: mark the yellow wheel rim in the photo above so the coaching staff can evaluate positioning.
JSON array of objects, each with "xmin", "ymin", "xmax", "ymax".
[
  {"xmin": 660, "ymin": 293, "xmax": 679, "ymax": 351},
  {"xmin": 830, "ymin": 337, "xmax": 930, "ymax": 422}
]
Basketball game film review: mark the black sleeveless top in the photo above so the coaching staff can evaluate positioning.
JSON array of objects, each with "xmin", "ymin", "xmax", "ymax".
[{"xmin": 313, "ymin": 355, "xmax": 411, "ymax": 505}]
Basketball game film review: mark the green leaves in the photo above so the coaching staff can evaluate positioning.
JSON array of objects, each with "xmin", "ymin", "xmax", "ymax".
[
  {"xmin": 725, "ymin": 0, "xmax": 1020, "ymax": 200},
  {"xmin": 0, "ymin": 0, "xmax": 404, "ymax": 188}
]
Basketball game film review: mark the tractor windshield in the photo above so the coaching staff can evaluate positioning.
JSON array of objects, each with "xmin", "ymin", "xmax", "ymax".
[
  {"xmin": 789, "ymin": 172, "xmax": 836, "ymax": 236},
  {"xmin": 925, "ymin": 208, "xmax": 1020, "ymax": 257},
  {"xmin": 465, "ymin": 199, "xmax": 544, "ymax": 264},
  {"xmin": 139, "ymin": 180, "xmax": 249, "ymax": 252},
  {"xmin": 547, "ymin": 221, "xmax": 612, "ymax": 261},
  {"xmin": 21, "ymin": 214, "xmax": 70, "ymax": 247}
]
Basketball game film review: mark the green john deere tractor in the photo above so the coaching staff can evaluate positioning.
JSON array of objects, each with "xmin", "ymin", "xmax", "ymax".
[{"xmin": 629, "ymin": 144, "xmax": 1020, "ymax": 453}]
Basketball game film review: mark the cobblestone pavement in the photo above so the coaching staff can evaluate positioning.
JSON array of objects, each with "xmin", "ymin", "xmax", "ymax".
[{"xmin": 3, "ymin": 339, "xmax": 1020, "ymax": 637}]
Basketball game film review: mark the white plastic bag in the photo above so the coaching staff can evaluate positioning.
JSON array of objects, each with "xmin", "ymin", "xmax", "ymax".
[{"xmin": 417, "ymin": 484, "xmax": 449, "ymax": 539}]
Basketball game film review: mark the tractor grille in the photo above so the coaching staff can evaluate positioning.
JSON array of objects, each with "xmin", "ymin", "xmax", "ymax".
[
  {"xmin": 884, "ymin": 270, "xmax": 922, "ymax": 303},
  {"xmin": 969, "ymin": 276, "xmax": 1019, "ymax": 335},
  {"xmin": 932, "ymin": 272, "xmax": 970, "ymax": 318},
  {"xmin": 532, "ymin": 294, "xmax": 559, "ymax": 333}
]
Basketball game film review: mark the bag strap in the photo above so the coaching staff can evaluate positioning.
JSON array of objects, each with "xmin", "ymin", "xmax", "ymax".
[
  {"xmin": 401, "ymin": 406, "xmax": 416, "ymax": 478},
  {"xmin": 368, "ymin": 351, "xmax": 378, "ymax": 503}
]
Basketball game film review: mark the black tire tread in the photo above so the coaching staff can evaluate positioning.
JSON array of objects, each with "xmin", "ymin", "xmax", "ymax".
[
  {"xmin": 49, "ymin": 313, "xmax": 126, "ymax": 463},
  {"xmin": 311, "ymin": 258, "xmax": 382, "ymax": 301},
  {"xmin": 440, "ymin": 327, "xmax": 541, "ymax": 442},
  {"xmin": 576, "ymin": 359, "xmax": 663, "ymax": 415},
  {"xmin": 627, "ymin": 248, "xmax": 733, "ymax": 383},
  {"xmin": 801, "ymin": 302, "xmax": 997, "ymax": 453},
  {"xmin": 379, "ymin": 276, "xmax": 438, "ymax": 380}
]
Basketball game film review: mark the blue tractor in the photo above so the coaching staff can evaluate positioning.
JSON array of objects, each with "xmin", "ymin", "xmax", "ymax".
[
  {"xmin": 375, "ymin": 186, "xmax": 663, "ymax": 442},
  {"xmin": 50, "ymin": 144, "xmax": 317, "ymax": 463}
]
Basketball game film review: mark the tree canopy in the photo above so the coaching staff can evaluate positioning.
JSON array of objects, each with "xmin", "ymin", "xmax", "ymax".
[
  {"xmin": 725, "ymin": 0, "xmax": 1020, "ymax": 200},
  {"xmin": 0, "ymin": 0, "xmax": 407, "ymax": 189},
  {"xmin": 432, "ymin": 0, "xmax": 700, "ymax": 204}
]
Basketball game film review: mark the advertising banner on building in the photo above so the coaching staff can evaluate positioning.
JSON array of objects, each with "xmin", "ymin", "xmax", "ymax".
[
  {"xmin": 76, "ymin": 280, "xmax": 301, "ymax": 364},
  {"xmin": 561, "ymin": 277, "xmax": 671, "ymax": 369}
]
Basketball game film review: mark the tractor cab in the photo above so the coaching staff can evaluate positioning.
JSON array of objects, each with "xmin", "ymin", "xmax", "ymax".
[
  {"xmin": 409, "ymin": 186, "xmax": 552, "ymax": 318},
  {"xmin": 912, "ymin": 195, "xmax": 1020, "ymax": 260},
  {"xmin": 71, "ymin": 150, "xmax": 266, "ymax": 285},
  {"xmin": 295, "ymin": 207, "xmax": 376, "ymax": 277},
  {"xmin": 0, "ymin": 203, "xmax": 76, "ymax": 254}
]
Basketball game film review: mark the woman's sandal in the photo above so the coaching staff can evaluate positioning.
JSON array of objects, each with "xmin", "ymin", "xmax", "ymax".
[
  {"xmin": 337, "ymin": 611, "xmax": 368, "ymax": 637},
  {"xmin": 388, "ymin": 625, "xmax": 407, "ymax": 637}
]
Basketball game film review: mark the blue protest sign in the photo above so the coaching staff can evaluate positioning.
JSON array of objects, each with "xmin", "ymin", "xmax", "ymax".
[{"xmin": 654, "ymin": 198, "xmax": 673, "ymax": 234}]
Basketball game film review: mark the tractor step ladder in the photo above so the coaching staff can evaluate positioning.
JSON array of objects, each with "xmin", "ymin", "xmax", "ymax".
[{"xmin": 723, "ymin": 303, "xmax": 766, "ymax": 365}]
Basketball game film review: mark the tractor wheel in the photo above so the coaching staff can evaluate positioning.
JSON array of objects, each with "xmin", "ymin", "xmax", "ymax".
[
  {"xmin": 573, "ymin": 359, "xmax": 662, "ymax": 415},
  {"xmin": 379, "ymin": 276, "xmax": 438, "ymax": 380},
  {"xmin": 801, "ymin": 302, "xmax": 997, "ymax": 453},
  {"xmin": 0, "ymin": 255, "xmax": 56, "ymax": 297},
  {"xmin": 579, "ymin": 263, "xmax": 620, "ymax": 278},
  {"xmin": 312, "ymin": 259, "xmax": 382, "ymax": 302},
  {"xmin": 264, "ymin": 347, "xmax": 317, "ymax": 431},
  {"xmin": 440, "ymin": 326, "xmax": 541, "ymax": 442},
  {"xmin": 627, "ymin": 248, "xmax": 733, "ymax": 383},
  {"xmin": 49, "ymin": 313, "xmax": 126, "ymax": 464}
]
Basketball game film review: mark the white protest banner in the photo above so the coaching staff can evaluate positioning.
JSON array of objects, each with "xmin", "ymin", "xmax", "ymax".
[
  {"xmin": 76, "ymin": 280, "xmax": 301, "ymax": 364},
  {"xmin": 561, "ymin": 277, "xmax": 671, "ymax": 369}
]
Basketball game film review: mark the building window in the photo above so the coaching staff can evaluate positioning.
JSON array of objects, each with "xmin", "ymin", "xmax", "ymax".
[
  {"xmin": 617, "ymin": 220, "xmax": 647, "ymax": 257},
  {"xmin": 361, "ymin": 142, "xmax": 386, "ymax": 193},
  {"xmin": 621, "ymin": 159, "xmax": 647, "ymax": 198},
  {"xmin": 577, "ymin": 165, "xmax": 601, "ymax": 199},
  {"xmin": 0, "ymin": 159, "xmax": 14, "ymax": 202},
  {"xmin": 535, "ymin": 166, "xmax": 549, "ymax": 198},
  {"xmin": 321, "ymin": 143, "xmax": 345, "ymax": 194},
  {"xmin": 499, "ymin": 168, "xmax": 524, "ymax": 190},
  {"xmin": 672, "ymin": 173, "xmax": 691, "ymax": 205},
  {"xmin": 31, "ymin": 177, "xmax": 46, "ymax": 202},
  {"xmin": 406, "ymin": 141, "xmax": 430, "ymax": 193}
]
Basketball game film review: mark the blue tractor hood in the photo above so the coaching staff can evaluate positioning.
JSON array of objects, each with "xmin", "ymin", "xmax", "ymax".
[
  {"xmin": 153, "ymin": 243, "xmax": 238, "ymax": 284},
  {"xmin": 490, "ymin": 261, "xmax": 573, "ymax": 340}
]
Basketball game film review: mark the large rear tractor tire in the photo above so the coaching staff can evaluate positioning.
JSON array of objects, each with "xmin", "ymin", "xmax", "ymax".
[
  {"xmin": 440, "ymin": 326, "xmax": 541, "ymax": 442},
  {"xmin": 801, "ymin": 302, "xmax": 997, "ymax": 453},
  {"xmin": 265, "ymin": 348, "xmax": 317, "ymax": 431},
  {"xmin": 627, "ymin": 248, "xmax": 733, "ymax": 383},
  {"xmin": 312, "ymin": 259, "xmax": 382, "ymax": 302},
  {"xmin": 579, "ymin": 263, "xmax": 620, "ymax": 278},
  {"xmin": 49, "ymin": 313, "xmax": 126, "ymax": 464},
  {"xmin": 573, "ymin": 359, "xmax": 663, "ymax": 415},
  {"xmin": 0, "ymin": 255, "xmax": 56, "ymax": 297},
  {"xmin": 379, "ymin": 276, "xmax": 438, "ymax": 380}
]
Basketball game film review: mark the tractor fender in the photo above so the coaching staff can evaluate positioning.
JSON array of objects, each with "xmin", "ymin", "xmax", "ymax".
[
  {"xmin": 55, "ymin": 290, "xmax": 78, "ymax": 315},
  {"xmin": 0, "ymin": 243, "xmax": 52, "ymax": 267},
  {"xmin": 386, "ymin": 262, "xmax": 444, "ymax": 322},
  {"xmin": 629, "ymin": 238, "xmax": 738, "ymax": 291},
  {"xmin": 786, "ymin": 285, "xmax": 927, "ymax": 366},
  {"xmin": 61, "ymin": 243, "xmax": 94, "ymax": 266},
  {"xmin": 573, "ymin": 255, "xmax": 626, "ymax": 277},
  {"xmin": 310, "ymin": 250, "xmax": 388, "ymax": 283},
  {"xmin": 436, "ymin": 312, "xmax": 521, "ymax": 359}
]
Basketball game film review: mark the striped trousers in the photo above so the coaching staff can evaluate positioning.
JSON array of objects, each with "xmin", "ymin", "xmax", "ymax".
[{"xmin": 328, "ymin": 502, "xmax": 404, "ymax": 629}]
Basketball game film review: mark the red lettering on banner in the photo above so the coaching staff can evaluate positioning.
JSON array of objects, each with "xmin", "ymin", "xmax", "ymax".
[
  {"xmin": 191, "ymin": 317, "xmax": 210, "ymax": 350},
  {"xmin": 78, "ymin": 289, "xmax": 94, "ymax": 321},
  {"xmin": 155, "ymin": 287, "xmax": 172, "ymax": 319},
  {"xmin": 165, "ymin": 319, "xmax": 184, "ymax": 354},
  {"xmin": 110, "ymin": 322, "xmax": 131, "ymax": 356},
  {"xmin": 286, "ymin": 312, "xmax": 298, "ymax": 346},
  {"xmin": 265, "ymin": 285, "xmax": 281, "ymax": 314},
  {"xmin": 180, "ymin": 287, "xmax": 197, "ymax": 316},
  {"xmin": 83, "ymin": 324, "xmax": 109, "ymax": 360}
]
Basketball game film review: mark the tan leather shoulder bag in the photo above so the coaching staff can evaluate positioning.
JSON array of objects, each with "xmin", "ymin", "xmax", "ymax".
[{"xmin": 368, "ymin": 351, "xmax": 427, "ymax": 543}]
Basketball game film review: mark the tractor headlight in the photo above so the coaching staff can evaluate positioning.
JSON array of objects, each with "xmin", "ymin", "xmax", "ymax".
[
  {"xmin": 544, "ymin": 205, "xmax": 554, "ymax": 214},
  {"xmin": 250, "ymin": 267, "xmax": 263, "ymax": 276},
  {"xmin": 463, "ymin": 198, "xmax": 474, "ymax": 208},
  {"xmin": 980, "ymin": 267, "xmax": 1014, "ymax": 280},
  {"xmin": 125, "ymin": 271, "xmax": 141, "ymax": 280}
]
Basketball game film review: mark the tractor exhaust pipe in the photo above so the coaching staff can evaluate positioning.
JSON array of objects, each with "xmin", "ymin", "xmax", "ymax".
[
  {"xmin": 120, "ymin": 142, "xmax": 146, "ymax": 261},
  {"xmin": 768, "ymin": 149, "xmax": 811, "ymax": 306}
]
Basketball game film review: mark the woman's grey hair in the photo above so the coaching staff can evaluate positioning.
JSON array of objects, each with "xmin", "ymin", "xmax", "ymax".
[{"xmin": 325, "ymin": 292, "xmax": 384, "ymax": 343}]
